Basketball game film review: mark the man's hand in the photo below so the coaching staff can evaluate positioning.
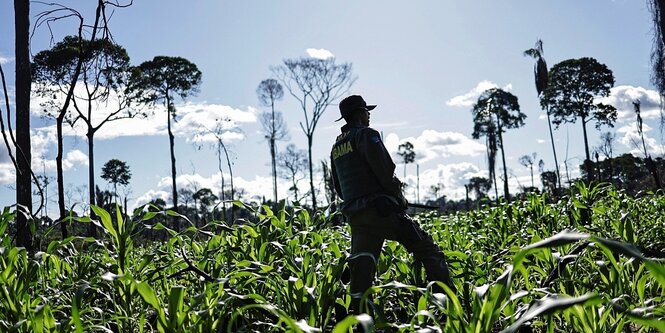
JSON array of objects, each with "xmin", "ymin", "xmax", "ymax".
[{"xmin": 397, "ymin": 194, "xmax": 408, "ymax": 211}]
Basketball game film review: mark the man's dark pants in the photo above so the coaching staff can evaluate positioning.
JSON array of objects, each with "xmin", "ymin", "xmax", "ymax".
[{"xmin": 346, "ymin": 204, "xmax": 455, "ymax": 314}]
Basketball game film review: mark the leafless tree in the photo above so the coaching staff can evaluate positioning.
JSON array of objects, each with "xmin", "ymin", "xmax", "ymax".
[
  {"xmin": 518, "ymin": 153, "xmax": 537, "ymax": 188},
  {"xmin": 272, "ymin": 57, "xmax": 355, "ymax": 210},
  {"xmin": 595, "ymin": 131, "xmax": 616, "ymax": 182},
  {"xmin": 0, "ymin": 0, "xmax": 40, "ymax": 248},
  {"xmin": 194, "ymin": 119, "xmax": 238, "ymax": 222},
  {"xmin": 257, "ymin": 79, "xmax": 288, "ymax": 203},
  {"xmin": 597, "ymin": 131, "xmax": 616, "ymax": 160},
  {"xmin": 277, "ymin": 144, "xmax": 308, "ymax": 203},
  {"xmin": 259, "ymin": 111, "xmax": 288, "ymax": 200}
]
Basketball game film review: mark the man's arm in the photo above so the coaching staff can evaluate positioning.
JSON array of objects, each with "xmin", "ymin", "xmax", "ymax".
[
  {"xmin": 357, "ymin": 128, "xmax": 403, "ymax": 198},
  {"xmin": 330, "ymin": 154, "xmax": 343, "ymax": 200}
]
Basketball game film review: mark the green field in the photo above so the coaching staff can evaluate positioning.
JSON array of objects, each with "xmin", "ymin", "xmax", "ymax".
[{"xmin": 1, "ymin": 182, "xmax": 664, "ymax": 332}]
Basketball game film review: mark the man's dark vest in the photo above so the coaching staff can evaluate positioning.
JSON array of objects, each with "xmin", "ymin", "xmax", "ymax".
[{"xmin": 331, "ymin": 126, "xmax": 384, "ymax": 201}]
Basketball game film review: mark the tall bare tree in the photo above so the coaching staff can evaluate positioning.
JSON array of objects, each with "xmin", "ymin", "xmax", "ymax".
[
  {"xmin": 524, "ymin": 39, "xmax": 561, "ymax": 188},
  {"xmin": 277, "ymin": 144, "xmax": 308, "ymax": 202},
  {"xmin": 272, "ymin": 57, "xmax": 355, "ymax": 210},
  {"xmin": 14, "ymin": 0, "xmax": 33, "ymax": 249},
  {"xmin": 518, "ymin": 153, "xmax": 537, "ymax": 188},
  {"xmin": 194, "ymin": 119, "xmax": 238, "ymax": 222},
  {"xmin": 128, "ymin": 56, "xmax": 201, "ymax": 218},
  {"xmin": 256, "ymin": 78, "xmax": 287, "ymax": 203}
]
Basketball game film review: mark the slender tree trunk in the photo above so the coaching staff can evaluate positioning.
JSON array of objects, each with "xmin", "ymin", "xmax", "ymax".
[
  {"xmin": 530, "ymin": 165, "xmax": 534, "ymax": 188},
  {"xmin": 416, "ymin": 164, "xmax": 420, "ymax": 203},
  {"xmin": 14, "ymin": 0, "xmax": 33, "ymax": 250},
  {"xmin": 486, "ymin": 136, "xmax": 499, "ymax": 200},
  {"xmin": 52, "ymin": 0, "xmax": 105, "ymax": 239},
  {"xmin": 270, "ymin": 102, "xmax": 278, "ymax": 203},
  {"xmin": 165, "ymin": 96, "xmax": 180, "ymax": 231},
  {"xmin": 217, "ymin": 148, "xmax": 226, "ymax": 222},
  {"xmin": 659, "ymin": 0, "xmax": 665, "ymax": 58},
  {"xmin": 56, "ymin": 117, "xmax": 68, "ymax": 238},
  {"xmin": 270, "ymin": 138, "xmax": 277, "ymax": 202},
  {"xmin": 220, "ymin": 140, "xmax": 235, "ymax": 222},
  {"xmin": 307, "ymin": 135, "xmax": 316, "ymax": 210},
  {"xmin": 545, "ymin": 106, "xmax": 561, "ymax": 188},
  {"xmin": 497, "ymin": 128, "xmax": 510, "ymax": 202},
  {"xmin": 193, "ymin": 198, "xmax": 199, "ymax": 227},
  {"xmin": 87, "ymin": 130, "xmax": 97, "ymax": 237},
  {"xmin": 292, "ymin": 174, "xmax": 299, "ymax": 202},
  {"xmin": 581, "ymin": 116, "xmax": 593, "ymax": 182},
  {"xmin": 464, "ymin": 184, "xmax": 470, "ymax": 210},
  {"xmin": 166, "ymin": 98, "xmax": 178, "ymax": 210}
]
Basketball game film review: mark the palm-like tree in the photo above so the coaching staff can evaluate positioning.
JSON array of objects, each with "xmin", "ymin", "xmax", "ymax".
[
  {"xmin": 472, "ymin": 88, "xmax": 526, "ymax": 202},
  {"xmin": 648, "ymin": 0, "xmax": 665, "ymax": 126},
  {"xmin": 524, "ymin": 39, "xmax": 560, "ymax": 188}
]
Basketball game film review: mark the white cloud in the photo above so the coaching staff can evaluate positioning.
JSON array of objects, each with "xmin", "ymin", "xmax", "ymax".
[
  {"xmin": 63, "ymin": 150, "xmax": 88, "ymax": 169},
  {"xmin": 400, "ymin": 162, "xmax": 484, "ymax": 201},
  {"xmin": 176, "ymin": 103, "xmax": 256, "ymax": 143},
  {"xmin": 537, "ymin": 139, "xmax": 546, "ymax": 144},
  {"xmin": 0, "ymin": 128, "xmax": 87, "ymax": 181},
  {"xmin": 148, "ymin": 171, "xmax": 304, "ymax": 209},
  {"xmin": 0, "ymin": 164, "xmax": 14, "ymax": 184},
  {"xmin": 384, "ymin": 129, "xmax": 485, "ymax": 164},
  {"xmin": 306, "ymin": 48, "xmax": 334, "ymax": 60},
  {"xmin": 598, "ymin": 85, "xmax": 661, "ymax": 121},
  {"xmin": 446, "ymin": 80, "xmax": 513, "ymax": 108},
  {"xmin": 617, "ymin": 121, "xmax": 665, "ymax": 156},
  {"xmin": 0, "ymin": 144, "xmax": 11, "ymax": 165},
  {"xmin": 0, "ymin": 55, "xmax": 13, "ymax": 65},
  {"xmin": 30, "ymin": 85, "xmax": 257, "ymax": 142},
  {"xmin": 133, "ymin": 190, "xmax": 170, "ymax": 208},
  {"xmin": 96, "ymin": 102, "xmax": 256, "ymax": 141}
]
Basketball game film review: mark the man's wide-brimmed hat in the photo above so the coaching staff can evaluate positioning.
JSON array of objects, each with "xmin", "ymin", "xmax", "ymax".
[{"xmin": 335, "ymin": 95, "xmax": 377, "ymax": 122}]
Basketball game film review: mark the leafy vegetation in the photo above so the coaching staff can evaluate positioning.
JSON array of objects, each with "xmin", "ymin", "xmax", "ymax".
[{"xmin": 1, "ymin": 182, "xmax": 663, "ymax": 332}]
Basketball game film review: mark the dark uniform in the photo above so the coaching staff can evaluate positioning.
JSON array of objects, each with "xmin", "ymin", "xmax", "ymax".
[{"xmin": 331, "ymin": 121, "xmax": 455, "ymax": 314}]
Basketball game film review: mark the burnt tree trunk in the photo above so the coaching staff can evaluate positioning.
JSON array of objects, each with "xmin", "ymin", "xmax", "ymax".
[{"xmin": 14, "ymin": 0, "xmax": 33, "ymax": 250}]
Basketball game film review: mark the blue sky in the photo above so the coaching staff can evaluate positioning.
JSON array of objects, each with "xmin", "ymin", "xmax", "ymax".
[{"xmin": 0, "ymin": 0, "xmax": 662, "ymax": 215}]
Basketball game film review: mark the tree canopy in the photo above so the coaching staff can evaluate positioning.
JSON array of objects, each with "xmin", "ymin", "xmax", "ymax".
[
  {"xmin": 541, "ymin": 57, "xmax": 616, "ymax": 130},
  {"xmin": 541, "ymin": 57, "xmax": 616, "ymax": 176},
  {"xmin": 128, "ymin": 56, "xmax": 202, "ymax": 110}
]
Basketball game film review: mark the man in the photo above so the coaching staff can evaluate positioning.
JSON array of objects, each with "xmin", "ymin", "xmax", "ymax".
[{"xmin": 330, "ymin": 95, "xmax": 455, "ymax": 314}]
